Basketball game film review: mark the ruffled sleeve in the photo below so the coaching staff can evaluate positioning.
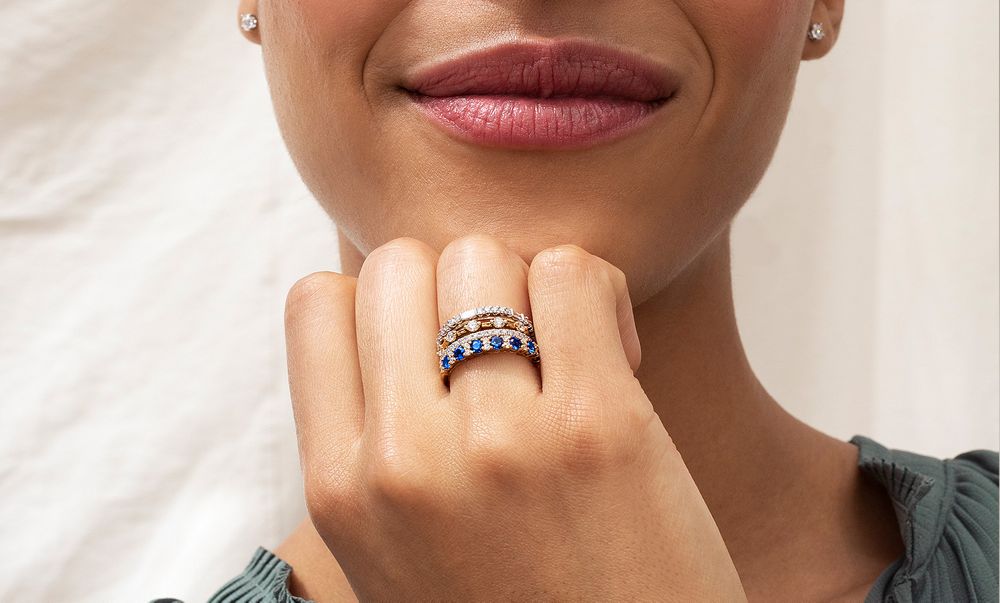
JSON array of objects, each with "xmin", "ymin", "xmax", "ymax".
[
  {"xmin": 207, "ymin": 546, "xmax": 313, "ymax": 603},
  {"xmin": 853, "ymin": 436, "xmax": 999, "ymax": 603}
]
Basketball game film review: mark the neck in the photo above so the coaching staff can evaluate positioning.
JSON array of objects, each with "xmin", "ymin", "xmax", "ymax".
[
  {"xmin": 625, "ymin": 226, "xmax": 903, "ymax": 597},
  {"xmin": 335, "ymin": 226, "xmax": 902, "ymax": 598},
  {"xmin": 631, "ymin": 227, "xmax": 828, "ymax": 536}
]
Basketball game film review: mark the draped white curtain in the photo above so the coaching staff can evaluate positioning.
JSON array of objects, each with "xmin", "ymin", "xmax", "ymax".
[{"xmin": 1, "ymin": 1, "xmax": 996, "ymax": 601}]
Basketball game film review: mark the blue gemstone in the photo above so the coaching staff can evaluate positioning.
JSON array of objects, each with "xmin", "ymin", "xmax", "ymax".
[
  {"xmin": 471, "ymin": 339, "xmax": 483, "ymax": 353},
  {"xmin": 527, "ymin": 340, "xmax": 536, "ymax": 354},
  {"xmin": 490, "ymin": 335, "xmax": 504, "ymax": 350},
  {"xmin": 509, "ymin": 337, "xmax": 521, "ymax": 350},
  {"xmin": 441, "ymin": 355, "xmax": 451, "ymax": 370},
  {"xmin": 454, "ymin": 346, "xmax": 465, "ymax": 361}
]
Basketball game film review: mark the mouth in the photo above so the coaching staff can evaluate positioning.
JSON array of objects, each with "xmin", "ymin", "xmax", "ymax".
[{"xmin": 399, "ymin": 39, "xmax": 681, "ymax": 150}]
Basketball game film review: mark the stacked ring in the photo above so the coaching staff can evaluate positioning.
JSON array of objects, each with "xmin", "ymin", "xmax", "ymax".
[{"xmin": 438, "ymin": 306, "xmax": 541, "ymax": 383}]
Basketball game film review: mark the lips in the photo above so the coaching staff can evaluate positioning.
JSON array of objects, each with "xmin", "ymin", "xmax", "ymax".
[{"xmin": 401, "ymin": 39, "xmax": 681, "ymax": 149}]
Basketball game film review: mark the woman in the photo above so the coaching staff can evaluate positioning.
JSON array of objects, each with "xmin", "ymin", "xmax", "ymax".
[{"xmin": 206, "ymin": 1, "xmax": 998, "ymax": 601}]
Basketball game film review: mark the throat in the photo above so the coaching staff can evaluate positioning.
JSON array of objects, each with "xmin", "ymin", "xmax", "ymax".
[{"xmin": 628, "ymin": 230, "xmax": 904, "ymax": 600}]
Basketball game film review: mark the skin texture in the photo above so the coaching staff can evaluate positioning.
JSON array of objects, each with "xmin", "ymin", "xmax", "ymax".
[
  {"xmin": 282, "ymin": 237, "xmax": 747, "ymax": 600},
  {"xmin": 236, "ymin": 0, "xmax": 906, "ymax": 600}
]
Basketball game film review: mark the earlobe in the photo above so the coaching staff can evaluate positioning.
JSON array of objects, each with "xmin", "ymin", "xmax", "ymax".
[
  {"xmin": 237, "ymin": 1, "xmax": 261, "ymax": 45},
  {"xmin": 802, "ymin": 0, "xmax": 845, "ymax": 61}
]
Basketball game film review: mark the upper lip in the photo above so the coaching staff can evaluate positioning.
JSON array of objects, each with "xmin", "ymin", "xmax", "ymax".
[{"xmin": 401, "ymin": 39, "xmax": 680, "ymax": 103}]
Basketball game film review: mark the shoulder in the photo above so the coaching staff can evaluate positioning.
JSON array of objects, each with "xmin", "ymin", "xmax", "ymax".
[
  {"xmin": 206, "ymin": 546, "xmax": 313, "ymax": 603},
  {"xmin": 851, "ymin": 435, "xmax": 999, "ymax": 603}
]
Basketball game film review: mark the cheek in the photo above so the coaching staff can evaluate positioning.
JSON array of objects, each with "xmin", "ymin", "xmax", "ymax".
[
  {"xmin": 709, "ymin": 0, "xmax": 808, "ymax": 61},
  {"xmin": 260, "ymin": 0, "xmax": 396, "ymax": 100},
  {"xmin": 258, "ymin": 0, "xmax": 405, "ymax": 234},
  {"xmin": 263, "ymin": 0, "xmax": 404, "ymax": 46},
  {"xmin": 693, "ymin": 0, "xmax": 811, "ymax": 124},
  {"xmin": 673, "ymin": 0, "xmax": 812, "ymax": 214}
]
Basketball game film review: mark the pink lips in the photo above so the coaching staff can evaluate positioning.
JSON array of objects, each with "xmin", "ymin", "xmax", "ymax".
[{"xmin": 401, "ymin": 39, "xmax": 680, "ymax": 150}]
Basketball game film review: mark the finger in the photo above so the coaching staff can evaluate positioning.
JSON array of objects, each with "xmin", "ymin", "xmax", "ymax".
[
  {"xmin": 284, "ymin": 271, "xmax": 365, "ymax": 479},
  {"xmin": 436, "ymin": 233, "xmax": 541, "ymax": 405},
  {"xmin": 527, "ymin": 244, "xmax": 642, "ymax": 395},
  {"xmin": 354, "ymin": 237, "xmax": 447, "ymax": 432}
]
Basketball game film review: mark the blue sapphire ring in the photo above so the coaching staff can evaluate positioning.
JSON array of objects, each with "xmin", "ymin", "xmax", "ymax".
[{"xmin": 437, "ymin": 306, "xmax": 540, "ymax": 384}]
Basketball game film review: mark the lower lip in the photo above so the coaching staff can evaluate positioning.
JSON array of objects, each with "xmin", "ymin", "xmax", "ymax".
[{"xmin": 409, "ymin": 93, "xmax": 668, "ymax": 150}]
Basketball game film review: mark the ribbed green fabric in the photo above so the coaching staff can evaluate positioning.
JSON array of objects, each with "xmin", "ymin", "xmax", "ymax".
[
  {"xmin": 206, "ymin": 546, "xmax": 310, "ymax": 603},
  {"xmin": 204, "ymin": 436, "xmax": 998, "ymax": 602},
  {"xmin": 853, "ymin": 436, "xmax": 998, "ymax": 602}
]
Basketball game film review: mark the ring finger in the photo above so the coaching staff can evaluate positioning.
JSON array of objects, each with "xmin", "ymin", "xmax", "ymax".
[{"xmin": 436, "ymin": 233, "xmax": 541, "ymax": 410}]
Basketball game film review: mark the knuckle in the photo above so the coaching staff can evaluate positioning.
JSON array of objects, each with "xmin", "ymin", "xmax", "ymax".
[
  {"xmin": 285, "ymin": 271, "xmax": 353, "ymax": 324},
  {"xmin": 571, "ymin": 430, "xmax": 635, "ymax": 474},
  {"xmin": 302, "ymin": 461, "xmax": 362, "ymax": 528},
  {"xmin": 559, "ymin": 420, "xmax": 615, "ymax": 475},
  {"xmin": 465, "ymin": 422, "xmax": 531, "ymax": 485},
  {"xmin": 366, "ymin": 455, "xmax": 436, "ymax": 508},
  {"xmin": 600, "ymin": 258, "xmax": 628, "ymax": 293},
  {"xmin": 540, "ymin": 385, "xmax": 652, "ymax": 475},
  {"xmin": 359, "ymin": 239, "xmax": 437, "ymax": 301},
  {"xmin": 539, "ymin": 391, "xmax": 615, "ymax": 474},
  {"xmin": 610, "ymin": 391, "xmax": 660, "ymax": 466},
  {"xmin": 438, "ymin": 233, "xmax": 520, "ymax": 272},
  {"xmin": 365, "ymin": 237, "xmax": 437, "ymax": 274},
  {"xmin": 443, "ymin": 232, "xmax": 506, "ymax": 255},
  {"xmin": 529, "ymin": 245, "xmax": 596, "ymax": 288}
]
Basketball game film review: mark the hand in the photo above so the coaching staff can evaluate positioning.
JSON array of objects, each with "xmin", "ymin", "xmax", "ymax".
[{"xmin": 284, "ymin": 234, "xmax": 746, "ymax": 601}]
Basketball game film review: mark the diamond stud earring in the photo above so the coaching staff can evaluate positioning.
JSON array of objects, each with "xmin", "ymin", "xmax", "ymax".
[
  {"xmin": 807, "ymin": 22, "xmax": 825, "ymax": 42},
  {"xmin": 239, "ymin": 13, "xmax": 258, "ymax": 32}
]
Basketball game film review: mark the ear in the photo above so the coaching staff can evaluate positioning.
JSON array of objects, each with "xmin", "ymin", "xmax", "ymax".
[
  {"xmin": 802, "ymin": 0, "xmax": 845, "ymax": 61},
  {"xmin": 238, "ymin": 0, "xmax": 261, "ymax": 45}
]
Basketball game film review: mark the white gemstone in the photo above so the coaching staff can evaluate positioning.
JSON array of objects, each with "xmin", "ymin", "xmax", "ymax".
[
  {"xmin": 460, "ymin": 309, "xmax": 476, "ymax": 319},
  {"xmin": 446, "ymin": 331, "xmax": 457, "ymax": 342},
  {"xmin": 240, "ymin": 13, "xmax": 258, "ymax": 32},
  {"xmin": 492, "ymin": 317, "xmax": 505, "ymax": 328},
  {"xmin": 466, "ymin": 320, "xmax": 480, "ymax": 332}
]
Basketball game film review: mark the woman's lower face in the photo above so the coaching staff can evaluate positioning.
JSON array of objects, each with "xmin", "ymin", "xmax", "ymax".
[{"xmin": 257, "ymin": 0, "xmax": 817, "ymax": 304}]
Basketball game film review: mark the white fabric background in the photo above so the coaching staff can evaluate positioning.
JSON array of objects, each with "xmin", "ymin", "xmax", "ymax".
[{"xmin": 1, "ymin": 1, "xmax": 996, "ymax": 601}]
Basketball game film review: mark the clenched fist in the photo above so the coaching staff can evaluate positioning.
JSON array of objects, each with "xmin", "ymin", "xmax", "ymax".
[{"xmin": 284, "ymin": 233, "xmax": 746, "ymax": 601}]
